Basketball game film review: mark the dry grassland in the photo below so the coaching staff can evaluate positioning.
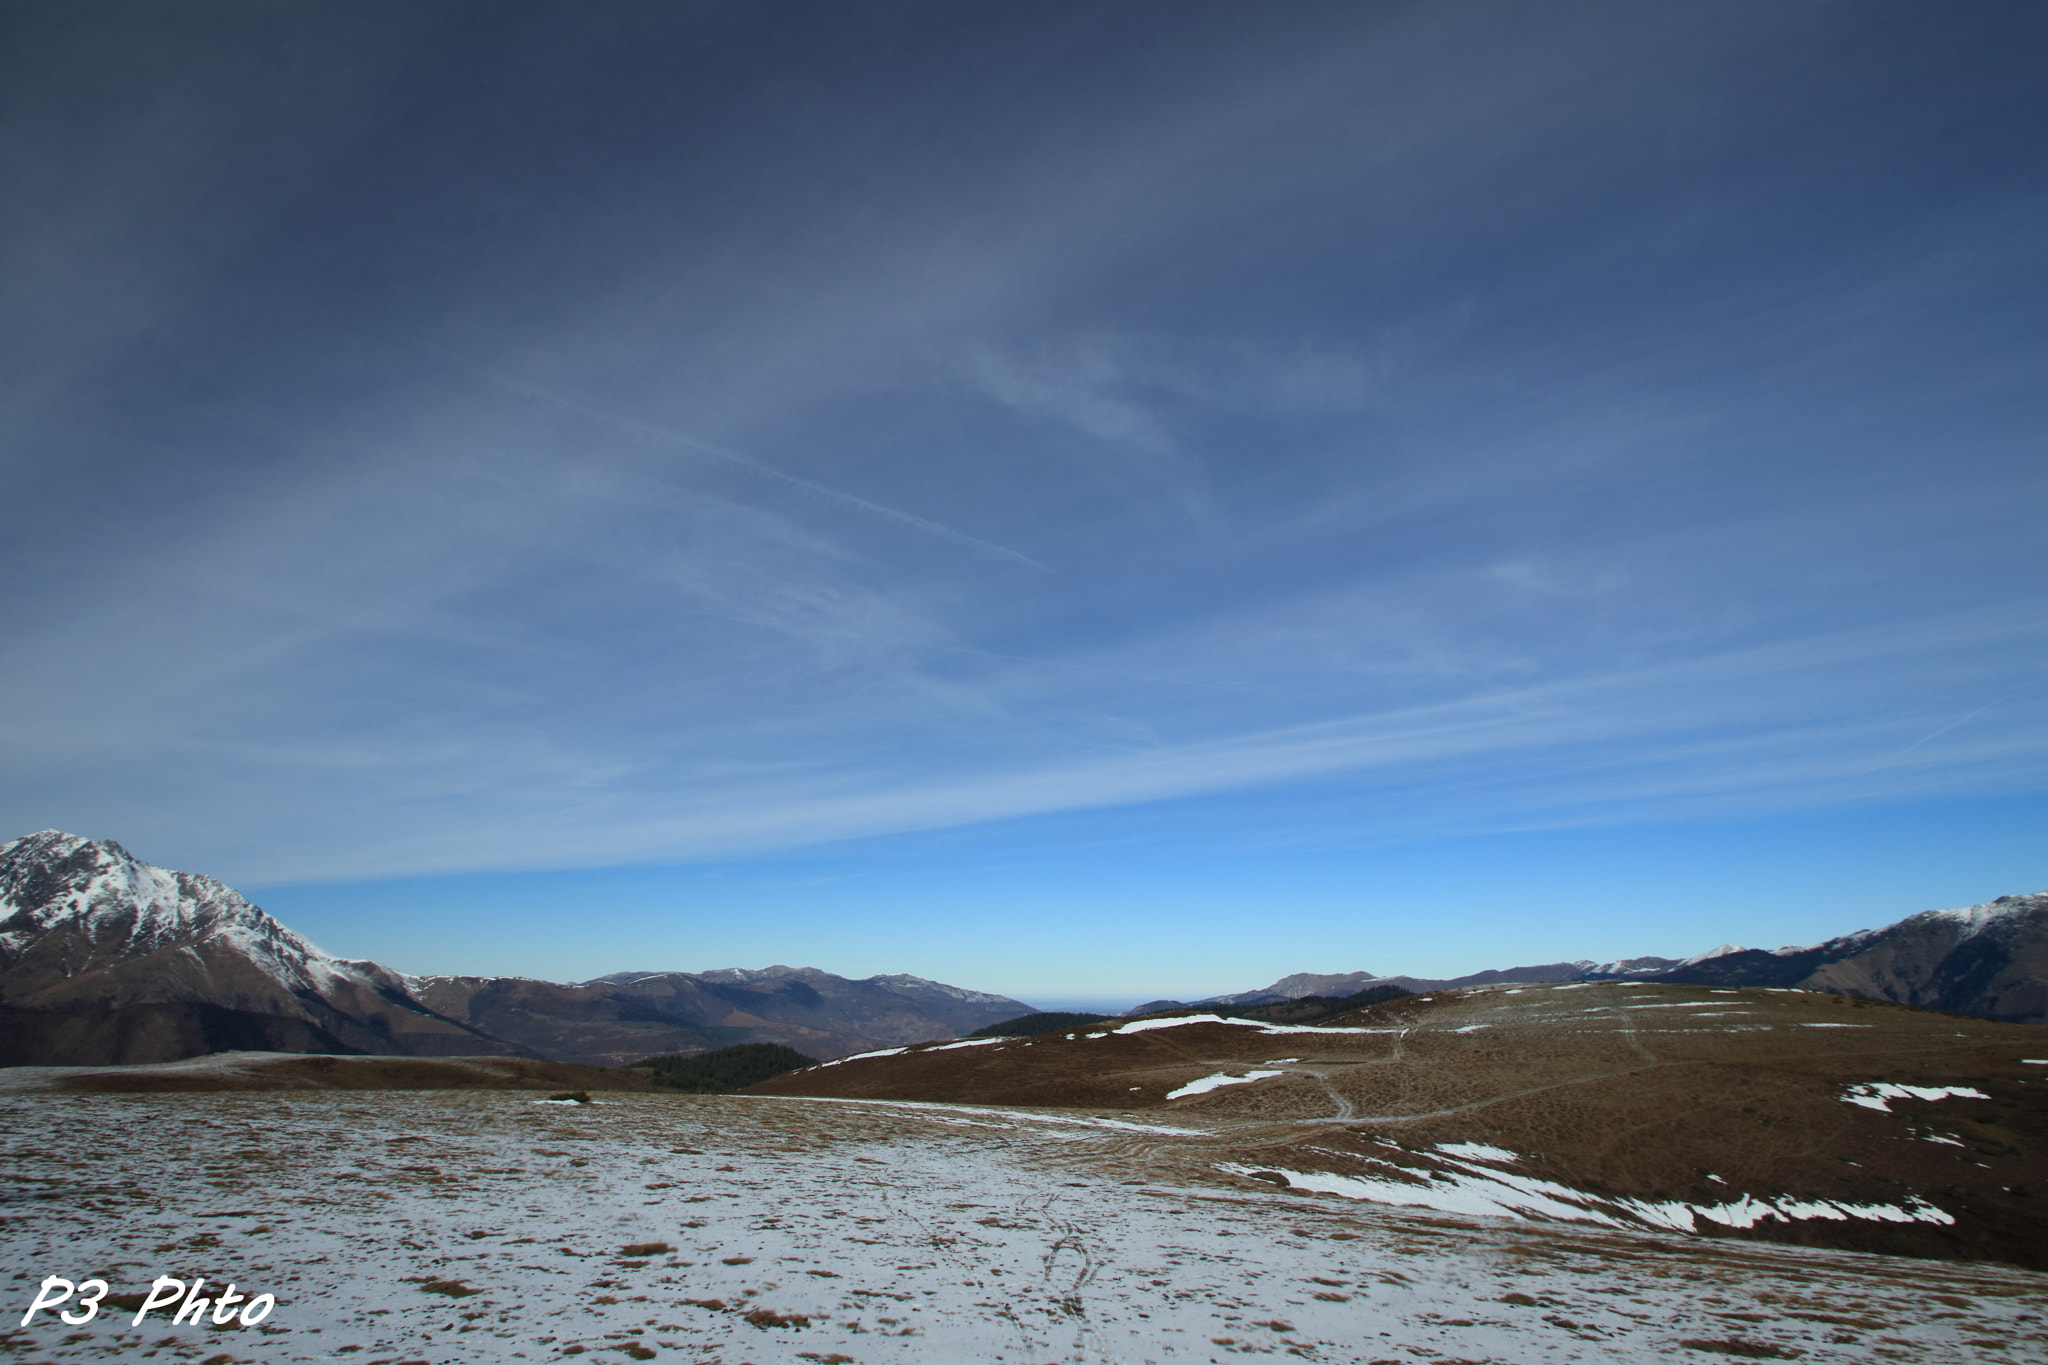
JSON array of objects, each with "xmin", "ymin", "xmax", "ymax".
[{"xmin": 758, "ymin": 983, "xmax": 2048, "ymax": 1266}]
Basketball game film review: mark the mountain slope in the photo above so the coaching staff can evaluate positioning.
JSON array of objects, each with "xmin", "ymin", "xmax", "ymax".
[
  {"xmin": 1204, "ymin": 970, "xmax": 1381, "ymax": 1005},
  {"xmin": 1653, "ymin": 891, "xmax": 2048, "ymax": 1021},
  {"xmin": 412, "ymin": 968, "xmax": 1034, "ymax": 1066}
]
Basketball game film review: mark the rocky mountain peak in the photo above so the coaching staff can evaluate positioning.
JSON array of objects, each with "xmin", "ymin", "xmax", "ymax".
[{"xmin": 0, "ymin": 829, "xmax": 344, "ymax": 988}]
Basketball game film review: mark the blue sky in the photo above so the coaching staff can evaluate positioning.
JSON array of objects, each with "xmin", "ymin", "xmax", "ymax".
[{"xmin": 4, "ymin": 1, "xmax": 2045, "ymax": 1006}]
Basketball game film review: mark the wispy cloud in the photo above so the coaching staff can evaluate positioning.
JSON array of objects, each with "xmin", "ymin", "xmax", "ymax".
[
  {"xmin": 22, "ymin": 590, "xmax": 2036, "ymax": 885},
  {"xmin": 2, "ymin": 0, "xmax": 2043, "ymax": 919}
]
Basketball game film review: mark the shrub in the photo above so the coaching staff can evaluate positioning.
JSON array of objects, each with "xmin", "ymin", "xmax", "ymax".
[
  {"xmin": 967, "ymin": 1011, "xmax": 1110, "ymax": 1038},
  {"xmin": 628, "ymin": 1043, "xmax": 818, "ymax": 1093}
]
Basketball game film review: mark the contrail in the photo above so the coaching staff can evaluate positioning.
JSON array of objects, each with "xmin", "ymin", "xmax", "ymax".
[
  {"xmin": 413, "ymin": 341, "xmax": 1055, "ymax": 574},
  {"xmin": 1865, "ymin": 695, "xmax": 2009, "ymax": 773}
]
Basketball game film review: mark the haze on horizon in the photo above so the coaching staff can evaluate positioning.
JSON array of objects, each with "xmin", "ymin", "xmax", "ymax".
[{"xmin": 3, "ymin": 1, "xmax": 2045, "ymax": 1001}]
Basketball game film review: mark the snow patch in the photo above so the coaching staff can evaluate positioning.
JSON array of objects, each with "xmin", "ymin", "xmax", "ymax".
[
  {"xmin": 1634, "ymin": 1194, "xmax": 1955, "ymax": 1229},
  {"xmin": 746, "ymin": 1094, "xmax": 1206, "ymax": 1135},
  {"xmin": 1110, "ymin": 1013, "xmax": 1397, "ymax": 1037},
  {"xmin": 1167, "ymin": 1070, "xmax": 1284, "ymax": 1100},
  {"xmin": 1841, "ymin": 1083, "xmax": 1990, "ymax": 1112},
  {"xmin": 823, "ymin": 1033, "xmax": 1051, "ymax": 1065},
  {"xmin": 1217, "ymin": 1160, "xmax": 1615, "ymax": 1226},
  {"xmin": 1621, "ymin": 1001, "xmax": 1735, "ymax": 1010},
  {"xmin": 1224, "ymin": 1156, "xmax": 1957, "ymax": 1236},
  {"xmin": 917, "ymin": 1037, "xmax": 1010, "ymax": 1053},
  {"xmin": 816, "ymin": 1046, "xmax": 910, "ymax": 1068}
]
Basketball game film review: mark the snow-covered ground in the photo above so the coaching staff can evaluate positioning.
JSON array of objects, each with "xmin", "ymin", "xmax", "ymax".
[{"xmin": 1, "ymin": 1090, "xmax": 2041, "ymax": 1364}]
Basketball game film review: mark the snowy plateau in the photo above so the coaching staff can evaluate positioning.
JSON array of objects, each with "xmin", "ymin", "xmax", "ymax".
[{"xmin": 1, "ymin": 1087, "xmax": 2043, "ymax": 1365}]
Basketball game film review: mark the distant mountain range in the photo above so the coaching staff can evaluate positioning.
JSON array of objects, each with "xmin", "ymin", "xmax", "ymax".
[
  {"xmin": 1136, "ymin": 892, "xmax": 2048, "ymax": 1025},
  {"xmin": 0, "ymin": 831, "xmax": 1031, "ymax": 1067},
  {"xmin": 4, "ymin": 830, "xmax": 2042, "ymax": 1070}
]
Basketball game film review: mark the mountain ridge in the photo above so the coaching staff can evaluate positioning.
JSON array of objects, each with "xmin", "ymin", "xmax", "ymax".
[
  {"xmin": 1167, "ymin": 891, "xmax": 2048, "ymax": 1024},
  {"xmin": 7, "ymin": 830, "xmax": 2043, "ymax": 1070},
  {"xmin": 0, "ymin": 832, "xmax": 1033, "ymax": 1067}
]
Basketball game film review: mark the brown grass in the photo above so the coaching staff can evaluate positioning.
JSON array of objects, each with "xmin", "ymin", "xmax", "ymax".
[
  {"xmin": 1678, "ymin": 1339, "xmax": 1803, "ymax": 1358},
  {"xmin": 417, "ymin": 1279, "xmax": 482, "ymax": 1297}
]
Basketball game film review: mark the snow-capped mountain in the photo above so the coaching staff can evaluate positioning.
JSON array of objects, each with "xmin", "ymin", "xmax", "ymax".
[
  {"xmin": 0, "ymin": 830, "xmax": 512, "ymax": 1064},
  {"xmin": 1675, "ymin": 943, "xmax": 1752, "ymax": 967},
  {"xmin": 0, "ymin": 829, "xmax": 352, "ymax": 996},
  {"xmin": 1579, "ymin": 955, "xmax": 1686, "ymax": 978},
  {"xmin": 0, "ymin": 832, "xmax": 1037, "ymax": 1067}
]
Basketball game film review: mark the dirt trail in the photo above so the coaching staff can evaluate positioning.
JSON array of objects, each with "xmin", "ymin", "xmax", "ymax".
[
  {"xmin": 1306, "ymin": 1068, "xmax": 1355, "ymax": 1119},
  {"xmin": 1165, "ymin": 1008, "xmax": 1661, "ymax": 1129}
]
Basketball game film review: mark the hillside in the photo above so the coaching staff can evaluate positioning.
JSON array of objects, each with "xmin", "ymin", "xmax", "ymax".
[
  {"xmin": 387, "ymin": 969, "xmax": 1032, "ymax": 1066},
  {"xmin": 1653, "ymin": 891, "xmax": 2048, "ymax": 1021},
  {"xmin": 755, "ymin": 980, "xmax": 2048, "ymax": 1267}
]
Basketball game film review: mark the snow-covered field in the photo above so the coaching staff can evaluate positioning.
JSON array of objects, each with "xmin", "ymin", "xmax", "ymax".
[{"xmin": 2, "ymin": 1090, "xmax": 2042, "ymax": 1364}]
